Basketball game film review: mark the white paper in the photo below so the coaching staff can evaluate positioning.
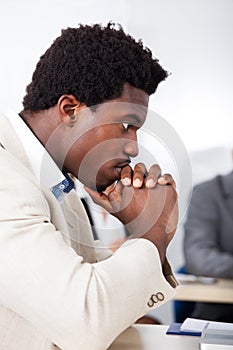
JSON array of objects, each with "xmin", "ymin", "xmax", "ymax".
[
  {"xmin": 181, "ymin": 318, "xmax": 209, "ymax": 332},
  {"xmin": 207, "ymin": 322, "xmax": 233, "ymax": 331},
  {"xmin": 181, "ymin": 318, "xmax": 233, "ymax": 333},
  {"xmin": 200, "ymin": 328, "xmax": 233, "ymax": 350},
  {"xmin": 175, "ymin": 273, "xmax": 216, "ymax": 284}
]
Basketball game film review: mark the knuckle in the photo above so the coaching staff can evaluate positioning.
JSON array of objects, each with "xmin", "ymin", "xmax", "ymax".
[
  {"xmin": 166, "ymin": 185, "xmax": 178, "ymax": 200},
  {"xmin": 163, "ymin": 173, "xmax": 172, "ymax": 180},
  {"xmin": 135, "ymin": 163, "xmax": 146, "ymax": 173},
  {"xmin": 122, "ymin": 165, "xmax": 131, "ymax": 174},
  {"xmin": 152, "ymin": 164, "xmax": 161, "ymax": 172},
  {"xmin": 136, "ymin": 162, "xmax": 146, "ymax": 168}
]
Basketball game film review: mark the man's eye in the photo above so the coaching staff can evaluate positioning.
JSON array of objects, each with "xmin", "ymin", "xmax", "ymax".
[{"xmin": 122, "ymin": 122, "xmax": 131, "ymax": 130}]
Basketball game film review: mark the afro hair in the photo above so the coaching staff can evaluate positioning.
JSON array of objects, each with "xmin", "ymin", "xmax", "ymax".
[{"xmin": 22, "ymin": 22, "xmax": 168, "ymax": 112}]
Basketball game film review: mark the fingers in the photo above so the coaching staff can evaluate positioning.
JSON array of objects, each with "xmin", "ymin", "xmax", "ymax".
[
  {"xmin": 109, "ymin": 181, "xmax": 135, "ymax": 215},
  {"xmin": 158, "ymin": 173, "xmax": 176, "ymax": 189},
  {"xmin": 145, "ymin": 164, "xmax": 161, "ymax": 188},
  {"xmin": 109, "ymin": 238, "xmax": 127, "ymax": 252},
  {"xmin": 121, "ymin": 163, "xmax": 147, "ymax": 188},
  {"xmin": 83, "ymin": 186, "xmax": 113, "ymax": 212},
  {"xmin": 121, "ymin": 165, "xmax": 132, "ymax": 186},
  {"xmin": 133, "ymin": 163, "xmax": 147, "ymax": 188},
  {"xmin": 120, "ymin": 163, "xmax": 176, "ymax": 190},
  {"xmin": 108, "ymin": 181, "xmax": 123, "ymax": 203},
  {"xmin": 84, "ymin": 181, "xmax": 124, "ymax": 215}
]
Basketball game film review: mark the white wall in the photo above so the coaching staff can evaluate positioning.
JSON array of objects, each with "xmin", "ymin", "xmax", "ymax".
[
  {"xmin": 1, "ymin": 0, "xmax": 232, "ymax": 151},
  {"xmin": 1, "ymin": 0, "xmax": 232, "ymax": 324}
]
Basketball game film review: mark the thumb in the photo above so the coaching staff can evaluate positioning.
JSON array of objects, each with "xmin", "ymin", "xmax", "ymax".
[
  {"xmin": 108, "ymin": 180, "xmax": 123, "ymax": 202},
  {"xmin": 84, "ymin": 186, "xmax": 113, "ymax": 212}
]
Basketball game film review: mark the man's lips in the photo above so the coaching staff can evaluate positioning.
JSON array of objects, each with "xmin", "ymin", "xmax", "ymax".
[
  {"xmin": 96, "ymin": 160, "xmax": 131, "ymax": 192},
  {"xmin": 115, "ymin": 159, "xmax": 131, "ymax": 168},
  {"xmin": 113, "ymin": 160, "xmax": 131, "ymax": 180}
]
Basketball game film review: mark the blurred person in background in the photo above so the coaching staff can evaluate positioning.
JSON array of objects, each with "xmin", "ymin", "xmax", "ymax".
[{"xmin": 184, "ymin": 165, "xmax": 233, "ymax": 322}]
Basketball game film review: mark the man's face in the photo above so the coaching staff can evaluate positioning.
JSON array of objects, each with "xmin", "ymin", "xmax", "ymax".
[{"xmin": 64, "ymin": 83, "xmax": 149, "ymax": 191}]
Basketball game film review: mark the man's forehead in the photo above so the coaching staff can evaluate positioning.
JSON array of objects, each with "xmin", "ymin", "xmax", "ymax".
[
  {"xmin": 117, "ymin": 83, "xmax": 149, "ymax": 103},
  {"xmin": 96, "ymin": 101, "xmax": 148, "ymax": 122},
  {"xmin": 92, "ymin": 83, "xmax": 149, "ymax": 123}
]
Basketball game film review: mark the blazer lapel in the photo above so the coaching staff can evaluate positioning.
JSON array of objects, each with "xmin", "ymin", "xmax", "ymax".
[
  {"xmin": 0, "ymin": 113, "xmax": 96, "ymax": 262},
  {"xmin": 0, "ymin": 114, "xmax": 33, "ymax": 172},
  {"xmin": 61, "ymin": 191, "xmax": 97, "ymax": 263},
  {"xmin": 222, "ymin": 171, "xmax": 233, "ymax": 214}
]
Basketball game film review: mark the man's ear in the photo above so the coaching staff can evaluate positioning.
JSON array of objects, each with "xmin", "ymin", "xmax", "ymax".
[{"xmin": 57, "ymin": 94, "xmax": 86, "ymax": 125}]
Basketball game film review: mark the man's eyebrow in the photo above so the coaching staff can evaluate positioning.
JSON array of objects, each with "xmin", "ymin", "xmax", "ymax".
[{"xmin": 124, "ymin": 113, "xmax": 143, "ymax": 125}]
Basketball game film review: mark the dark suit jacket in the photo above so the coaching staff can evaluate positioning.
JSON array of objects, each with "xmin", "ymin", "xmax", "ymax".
[{"xmin": 184, "ymin": 171, "xmax": 233, "ymax": 322}]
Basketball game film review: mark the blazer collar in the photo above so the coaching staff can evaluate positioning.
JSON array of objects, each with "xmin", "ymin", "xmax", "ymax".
[
  {"xmin": 0, "ymin": 111, "xmax": 65, "ymax": 190},
  {"xmin": 222, "ymin": 171, "xmax": 233, "ymax": 198}
]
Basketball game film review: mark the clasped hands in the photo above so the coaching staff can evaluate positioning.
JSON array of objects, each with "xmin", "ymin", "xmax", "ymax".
[{"xmin": 85, "ymin": 163, "xmax": 178, "ymax": 263}]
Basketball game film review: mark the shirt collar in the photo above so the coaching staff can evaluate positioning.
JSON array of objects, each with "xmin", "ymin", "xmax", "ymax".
[{"xmin": 5, "ymin": 110, "xmax": 74, "ymax": 201}]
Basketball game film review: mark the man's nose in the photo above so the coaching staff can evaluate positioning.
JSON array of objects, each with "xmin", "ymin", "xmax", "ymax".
[{"xmin": 123, "ymin": 133, "xmax": 139, "ymax": 158}]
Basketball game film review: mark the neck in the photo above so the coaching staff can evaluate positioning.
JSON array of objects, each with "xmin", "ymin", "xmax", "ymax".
[{"xmin": 19, "ymin": 108, "xmax": 60, "ymax": 147}]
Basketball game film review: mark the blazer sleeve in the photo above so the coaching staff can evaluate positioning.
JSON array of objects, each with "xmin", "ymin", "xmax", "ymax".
[
  {"xmin": 184, "ymin": 181, "xmax": 233, "ymax": 278},
  {"xmin": 0, "ymin": 153, "xmax": 177, "ymax": 350}
]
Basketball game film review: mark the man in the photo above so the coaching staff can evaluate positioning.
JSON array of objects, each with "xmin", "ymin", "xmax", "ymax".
[
  {"xmin": 184, "ymin": 171, "xmax": 233, "ymax": 322},
  {"xmin": 0, "ymin": 23, "xmax": 178, "ymax": 349}
]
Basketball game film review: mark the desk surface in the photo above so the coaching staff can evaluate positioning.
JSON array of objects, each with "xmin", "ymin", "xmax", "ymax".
[
  {"xmin": 109, "ymin": 325, "xmax": 199, "ymax": 350},
  {"xmin": 175, "ymin": 278, "xmax": 233, "ymax": 303}
]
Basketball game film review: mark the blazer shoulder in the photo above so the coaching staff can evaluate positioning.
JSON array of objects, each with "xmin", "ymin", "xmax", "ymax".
[{"xmin": 192, "ymin": 177, "xmax": 217, "ymax": 198}]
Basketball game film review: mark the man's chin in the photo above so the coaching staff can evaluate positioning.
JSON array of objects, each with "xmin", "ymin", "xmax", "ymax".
[
  {"xmin": 96, "ymin": 184, "xmax": 107, "ymax": 193},
  {"xmin": 84, "ymin": 181, "xmax": 109, "ymax": 193},
  {"xmin": 96, "ymin": 180, "xmax": 118, "ymax": 193},
  {"xmin": 80, "ymin": 179, "xmax": 115, "ymax": 193}
]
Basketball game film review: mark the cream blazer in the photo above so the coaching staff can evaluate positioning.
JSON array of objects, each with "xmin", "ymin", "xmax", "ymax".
[{"xmin": 0, "ymin": 114, "xmax": 177, "ymax": 350}]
